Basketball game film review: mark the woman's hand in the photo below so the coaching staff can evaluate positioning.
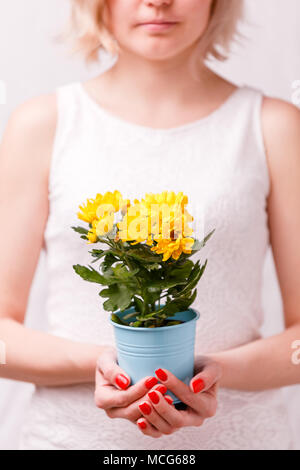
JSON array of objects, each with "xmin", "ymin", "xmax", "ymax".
[
  {"xmin": 136, "ymin": 356, "xmax": 222, "ymax": 438},
  {"xmin": 94, "ymin": 347, "xmax": 171, "ymax": 423}
]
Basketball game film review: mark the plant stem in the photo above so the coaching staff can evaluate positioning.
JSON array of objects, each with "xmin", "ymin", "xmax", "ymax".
[{"xmin": 111, "ymin": 240, "xmax": 148, "ymax": 314}]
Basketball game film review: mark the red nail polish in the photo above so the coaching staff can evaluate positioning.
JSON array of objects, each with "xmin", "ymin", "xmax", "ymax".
[
  {"xmin": 155, "ymin": 384, "xmax": 167, "ymax": 395},
  {"xmin": 145, "ymin": 377, "xmax": 158, "ymax": 390},
  {"xmin": 139, "ymin": 402, "xmax": 152, "ymax": 415},
  {"xmin": 138, "ymin": 421, "xmax": 147, "ymax": 430},
  {"xmin": 165, "ymin": 396, "xmax": 173, "ymax": 405},
  {"xmin": 148, "ymin": 391, "xmax": 160, "ymax": 404},
  {"xmin": 155, "ymin": 368, "xmax": 168, "ymax": 382},
  {"xmin": 115, "ymin": 374, "xmax": 129, "ymax": 390},
  {"xmin": 192, "ymin": 378, "xmax": 205, "ymax": 393}
]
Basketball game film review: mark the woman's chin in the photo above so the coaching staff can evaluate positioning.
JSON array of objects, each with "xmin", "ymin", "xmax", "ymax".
[{"xmin": 129, "ymin": 45, "xmax": 184, "ymax": 62}]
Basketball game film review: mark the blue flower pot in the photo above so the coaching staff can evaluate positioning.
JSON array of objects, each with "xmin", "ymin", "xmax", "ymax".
[{"xmin": 109, "ymin": 306, "xmax": 200, "ymax": 404}]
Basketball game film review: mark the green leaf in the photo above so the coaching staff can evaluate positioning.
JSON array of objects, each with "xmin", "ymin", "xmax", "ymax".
[
  {"xmin": 111, "ymin": 314, "xmax": 128, "ymax": 326},
  {"xmin": 172, "ymin": 260, "xmax": 207, "ymax": 298},
  {"xmin": 125, "ymin": 246, "xmax": 162, "ymax": 263},
  {"xmin": 101, "ymin": 252, "xmax": 119, "ymax": 271},
  {"xmin": 90, "ymin": 249, "xmax": 105, "ymax": 257},
  {"xmin": 144, "ymin": 287, "xmax": 161, "ymax": 306},
  {"xmin": 130, "ymin": 321, "xmax": 143, "ymax": 328},
  {"xmin": 161, "ymin": 289, "xmax": 197, "ymax": 316},
  {"xmin": 73, "ymin": 264, "xmax": 114, "ymax": 285},
  {"xmin": 146, "ymin": 263, "xmax": 162, "ymax": 271},
  {"xmin": 71, "ymin": 226, "xmax": 89, "ymax": 235},
  {"xmin": 133, "ymin": 296, "xmax": 145, "ymax": 315},
  {"xmin": 111, "ymin": 264, "xmax": 140, "ymax": 284},
  {"xmin": 192, "ymin": 229, "xmax": 216, "ymax": 252},
  {"xmin": 167, "ymin": 259, "xmax": 194, "ymax": 279},
  {"xmin": 148, "ymin": 278, "xmax": 186, "ymax": 290},
  {"xmin": 100, "ymin": 284, "xmax": 134, "ymax": 312},
  {"xmin": 123, "ymin": 312, "xmax": 138, "ymax": 320},
  {"xmin": 89, "ymin": 249, "xmax": 107, "ymax": 263}
]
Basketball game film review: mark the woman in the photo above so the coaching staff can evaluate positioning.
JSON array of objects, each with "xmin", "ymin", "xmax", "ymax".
[{"xmin": 0, "ymin": 0, "xmax": 299, "ymax": 450}]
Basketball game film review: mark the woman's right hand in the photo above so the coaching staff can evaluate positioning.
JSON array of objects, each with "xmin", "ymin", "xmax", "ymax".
[{"xmin": 95, "ymin": 347, "xmax": 170, "ymax": 423}]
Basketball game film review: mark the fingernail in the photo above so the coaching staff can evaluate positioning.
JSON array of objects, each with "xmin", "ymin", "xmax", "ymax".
[
  {"xmin": 137, "ymin": 421, "xmax": 147, "ymax": 430},
  {"xmin": 155, "ymin": 368, "xmax": 168, "ymax": 382},
  {"xmin": 148, "ymin": 391, "xmax": 160, "ymax": 404},
  {"xmin": 155, "ymin": 384, "xmax": 167, "ymax": 395},
  {"xmin": 115, "ymin": 374, "xmax": 129, "ymax": 390},
  {"xmin": 192, "ymin": 378, "xmax": 205, "ymax": 393},
  {"xmin": 145, "ymin": 377, "xmax": 158, "ymax": 390},
  {"xmin": 165, "ymin": 396, "xmax": 173, "ymax": 405},
  {"xmin": 139, "ymin": 402, "xmax": 152, "ymax": 415}
]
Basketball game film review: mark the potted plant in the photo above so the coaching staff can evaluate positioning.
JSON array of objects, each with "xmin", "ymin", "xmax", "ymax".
[{"xmin": 72, "ymin": 190, "xmax": 215, "ymax": 403}]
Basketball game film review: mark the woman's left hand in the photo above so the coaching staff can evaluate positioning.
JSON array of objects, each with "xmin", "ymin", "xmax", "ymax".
[{"xmin": 136, "ymin": 356, "xmax": 222, "ymax": 438}]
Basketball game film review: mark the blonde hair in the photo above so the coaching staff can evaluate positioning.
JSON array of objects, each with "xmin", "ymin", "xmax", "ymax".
[{"xmin": 68, "ymin": 0, "xmax": 244, "ymax": 63}]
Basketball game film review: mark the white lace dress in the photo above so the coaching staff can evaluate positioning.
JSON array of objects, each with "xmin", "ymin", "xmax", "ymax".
[{"xmin": 19, "ymin": 82, "xmax": 293, "ymax": 450}]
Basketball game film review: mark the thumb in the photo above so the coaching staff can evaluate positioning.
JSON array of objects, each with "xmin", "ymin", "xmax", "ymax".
[
  {"xmin": 97, "ymin": 347, "xmax": 131, "ymax": 390},
  {"xmin": 190, "ymin": 360, "xmax": 222, "ymax": 394}
]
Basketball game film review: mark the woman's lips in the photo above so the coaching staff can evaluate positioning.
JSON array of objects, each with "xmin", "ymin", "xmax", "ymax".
[{"xmin": 137, "ymin": 22, "xmax": 178, "ymax": 32}]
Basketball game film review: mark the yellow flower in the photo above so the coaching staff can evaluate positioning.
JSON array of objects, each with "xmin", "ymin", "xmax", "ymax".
[
  {"xmin": 96, "ymin": 213, "xmax": 115, "ymax": 238},
  {"xmin": 78, "ymin": 193, "xmax": 103, "ymax": 224},
  {"xmin": 143, "ymin": 191, "xmax": 189, "ymax": 209},
  {"xmin": 116, "ymin": 190, "xmax": 195, "ymax": 260},
  {"xmin": 117, "ymin": 202, "xmax": 150, "ymax": 243},
  {"xmin": 150, "ymin": 236, "xmax": 195, "ymax": 261},
  {"xmin": 142, "ymin": 191, "xmax": 193, "ymax": 239},
  {"xmin": 77, "ymin": 190, "xmax": 130, "ymax": 244},
  {"xmin": 86, "ymin": 219, "xmax": 98, "ymax": 244}
]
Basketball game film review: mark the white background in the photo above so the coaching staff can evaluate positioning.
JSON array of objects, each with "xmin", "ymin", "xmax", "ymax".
[{"xmin": 0, "ymin": 0, "xmax": 299, "ymax": 450}]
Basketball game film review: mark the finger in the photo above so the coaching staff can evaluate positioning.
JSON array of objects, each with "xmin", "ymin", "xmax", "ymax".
[
  {"xmin": 190, "ymin": 361, "xmax": 222, "ymax": 394},
  {"xmin": 153, "ymin": 384, "xmax": 168, "ymax": 395},
  {"xmin": 138, "ymin": 399, "xmax": 173, "ymax": 434},
  {"xmin": 102, "ymin": 384, "xmax": 170, "ymax": 422},
  {"xmin": 155, "ymin": 368, "xmax": 216, "ymax": 417},
  {"xmin": 147, "ymin": 390, "xmax": 186, "ymax": 429},
  {"xmin": 136, "ymin": 419, "xmax": 163, "ymax": 438},
  {"xmin": 97, "ymin": 348, "xmax": 131, "ymax": 390},
  {"xmin": 99, "ymin": 380, "xmax": 167, "ymax": 422},
  {"xmin": 155, "ymin": 368, "xmax": 198, "ymax": 409},
  {"xmin": 95, "ymin": 367, "xmax": 111, "ymax": 387},
  {"xmin": 95, "ymin": 372, "xmax": 159, "ymax": 410},
  {"xmin": 164, "ymin": 395, "xmax": 174, "ymax": 405},
  {"xmin": 175, "ymin": 407, "xmax": 205, "ymax": 427}
]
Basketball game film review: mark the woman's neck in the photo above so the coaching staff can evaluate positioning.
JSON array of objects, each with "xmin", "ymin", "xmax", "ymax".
[
  {"xmin": 101, "ymin": 46, "xmax": 221, "ymax": 109},
  {"xmin": 85, "ymin": 48, "xmax": 235, "ymax": 128}
]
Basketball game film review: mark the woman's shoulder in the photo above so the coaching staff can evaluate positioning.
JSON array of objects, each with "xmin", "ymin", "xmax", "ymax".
[
  {"xmin": 2, "ymin": 93, "xmax": 57, "ymax": 181},
  {"xmin": 262, "ymin": 93, "xmax": 300, "ymax": 129},
  {"xmin": 261, "ymin": 94, "xmax": 300, "ymax": 156},
  {"xmin": 8, "ymin": 93, "xmax": 57, "ymax": 138},
  {"xmin": 260, "ymin": 93, "xmax": 300, "ymax": 192}
]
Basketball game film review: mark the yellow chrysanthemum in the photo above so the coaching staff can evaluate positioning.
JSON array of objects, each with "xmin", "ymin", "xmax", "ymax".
[
  {"xmin": 78, "ymin": 190, "xmax": 130, "ymax": 244},
  {"xmin": 117, "ymin": 202, "xmax": 151, "ymax": 243},
  {"xmin": 150, "ymin": 236, "xmax": 195, "ymax": 261},
  {"xmin": 143, "ymin": 191, "xmax": 189, "ymax": 209},
  {"xmin": 78, "ymin": 190, "xmax": 129, "ymax": 223},
  {"xmin": 87, "ymin": 221, "xmax": 98, "ymax": 244},
  {"xmin": 78, "ymin": 193, "xmax": 103, "ymax": 224},
  {"xmin": 116, "ymin": 191, "xmax": 195, "ymax": 260},
  {"xmin": 142, "ymin": 191, "xmax": 194, "ymax": 240}
]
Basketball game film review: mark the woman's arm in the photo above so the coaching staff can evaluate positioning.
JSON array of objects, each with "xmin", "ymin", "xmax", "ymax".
[
  {"xmin": 210, "ymin": 98, "xmax": 300, "ymax": 391},
  {"xmin": 0, "ymin": 96, "xmax": 106, "ymax": 386}
]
